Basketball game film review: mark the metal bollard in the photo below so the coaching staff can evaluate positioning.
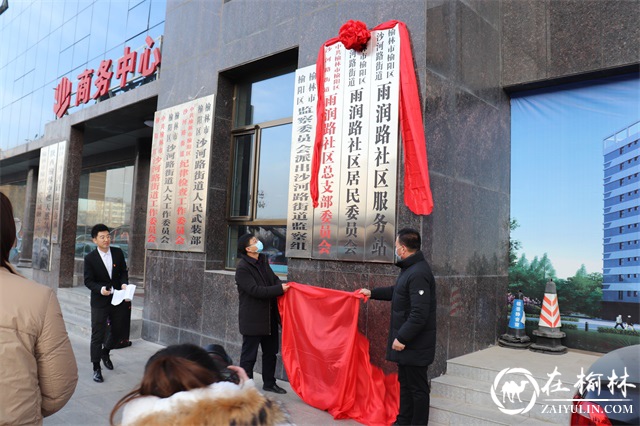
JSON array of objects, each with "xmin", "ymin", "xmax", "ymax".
[{"xmin": 585, "ymin": 321, "xmax": 589, "ymax": 332}]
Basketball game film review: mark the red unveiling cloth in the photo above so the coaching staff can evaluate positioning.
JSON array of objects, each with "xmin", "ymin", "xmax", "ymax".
[
  {"xmin": 310, "ymin": 20, "xmax": 434, "ymax": 215},
  {"xmin": 278, "ymin": 282, "xmax": 399, "ymax": 425}
]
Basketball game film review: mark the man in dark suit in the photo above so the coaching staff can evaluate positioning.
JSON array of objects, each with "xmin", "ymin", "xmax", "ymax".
[{"xmin": 84, "ymin": 223, "xmax": 130, "ymax": 383}]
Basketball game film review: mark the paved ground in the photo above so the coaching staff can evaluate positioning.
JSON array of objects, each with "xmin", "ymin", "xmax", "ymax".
[{"xmin": 44, "ymin": 333, "xmax": 358, "ymax": 426}]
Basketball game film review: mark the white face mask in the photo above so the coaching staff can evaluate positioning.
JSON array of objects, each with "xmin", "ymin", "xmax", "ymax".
[
  {"xmin": 251, "ymin": 240, "xmax": 264, "ymax": 254},
  {"xmin": 395, "ymin": 246, "xmax": 402, "ymax": 259}
]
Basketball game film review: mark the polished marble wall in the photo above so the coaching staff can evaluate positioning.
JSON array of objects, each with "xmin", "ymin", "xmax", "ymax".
[
  {"xmin": 502, "ymin": 0, "xmax": 640, "ymax": 88},
  {"xmin": 141, "ymin": 0, "xmax": 638, "ymax": 380}
]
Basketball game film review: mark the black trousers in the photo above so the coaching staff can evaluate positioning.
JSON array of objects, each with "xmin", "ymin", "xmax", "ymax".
[
  {"xmin": 90, "ymin": 301, "xmax": 131, "ymax": 364},
  {"xmin": 396, "ymin": 364, "xmax": 430, "ymax": 425},
  {"xmin": 239, "ymin": 319, "xmax": 279, "ymax": 388}
]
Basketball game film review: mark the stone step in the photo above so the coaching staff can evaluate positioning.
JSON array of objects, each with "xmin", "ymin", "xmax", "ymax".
[
  {"xmin": 430, "ymin": 375, "xmax": 569, "ymax": 424},
  {"xmin": 443, "ymin": 346, "xmax": 599, "ymax": 386},
  {"xmin": 60, "ymin": 299, "xmax": 143, "ymax": 320},
  {"xmin": 430, "ymin": 395, "xmax": 557, "ymax": 425},
  {"xmin": 428, "ymin": 345, "xmax": 600, "ymax": 425},
  {"xmin": 58, "ymin": 287, "xmax": 143, "ymax": 340},
  {"xmin": 57, "ymin": 287, "xmax": 93, "ymax": 305},
  {"xmin": 445, "ymin": 359, "xmax": 564, "ymax": 385}
]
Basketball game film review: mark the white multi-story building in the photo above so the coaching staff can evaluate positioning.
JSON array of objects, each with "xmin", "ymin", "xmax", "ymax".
[{"xmin": 602, "ymin": 121, "xmax": 640, "ymax": 319}]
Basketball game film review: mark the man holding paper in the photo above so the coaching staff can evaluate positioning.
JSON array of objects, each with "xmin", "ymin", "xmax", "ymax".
[{"xmin": 84, "ymin": 223, "xmax": 131, "ymax": 383}]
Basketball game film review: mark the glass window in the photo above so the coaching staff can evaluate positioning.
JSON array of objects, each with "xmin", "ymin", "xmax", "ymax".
[
  {"xmin": 227, "ymin": 68, "xmax": 295, "ymax": 273},
  {"xmin": 126, "ymin": 0, "xmax": 150, "ymax": 41},
  {"xmin": 149, "ymin": 0, "xmax": 167, "ymax": 28},
  {"xmin": 76, "ymin": 165, "xmax": 134, "ymax": 260},
  {"xmin": 227, "ymin": 225, "xmax": 288, "ymax": 274},
  {"xmin": 234, "ymin": 73, "xmax": 295, "ymax": 127},
  {"xmin": 230, "ymin": 133, "xmax": 254, "ymax": 218},
  {"xmin": 255, "ymin": 124, "xmax": 292, "ymax": 220}
]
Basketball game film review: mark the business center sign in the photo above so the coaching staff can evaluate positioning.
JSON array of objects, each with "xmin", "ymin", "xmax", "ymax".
[
  {"xmin": 286, "ymin": 26, "xmax": 400, "ymax": 263},
  {"xmin": 53, "ymin": 35, "xmax": 162, "ymax": 119}
]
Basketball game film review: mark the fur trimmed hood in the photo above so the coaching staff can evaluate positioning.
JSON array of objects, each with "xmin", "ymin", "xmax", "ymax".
[{"xmin": 121, "ymin": 380, "xmax": 285, "ymax": 426}]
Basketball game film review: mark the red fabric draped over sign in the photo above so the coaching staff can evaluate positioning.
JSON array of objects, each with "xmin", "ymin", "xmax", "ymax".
[
  {"xmin": 278, "ymin": 282, "xmax": 399, "ymax": 425},
  {"xmin": 310, "ymin": 20, "xmax": 434, "ymax": 216}
]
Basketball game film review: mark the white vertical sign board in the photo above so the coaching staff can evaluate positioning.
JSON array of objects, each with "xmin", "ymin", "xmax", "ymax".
[
  {"xmin": 145, "ymin": 95, "xmax": 214, "ymax": 251},
  {"xmin": 285, "ymin": 25, "xmax": 401, "ymax": 263},
  {"xmin": 336, "ymin": 45, "xmax": 374, "ymax": 260},
  {"xmin": 312, "ymin": 43, "xmax": 346, "ymax": 259},
  {"xmin": 365, "ymin": 27, "xmax": 400, "ymax": 261},
  {"xmin": 285, "ymin": 65, "xmax": 316, "ymax": 258}
]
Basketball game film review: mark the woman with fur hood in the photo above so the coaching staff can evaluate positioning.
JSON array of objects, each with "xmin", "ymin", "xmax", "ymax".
[{"xmin": 110, "ymin": 343, "xmax": 285, "ymax": 426}]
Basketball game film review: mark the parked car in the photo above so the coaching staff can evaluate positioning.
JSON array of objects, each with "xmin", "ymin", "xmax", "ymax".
[{"xmin": 571, "ymin": 344, "xmax": 639, "ymax": 425}]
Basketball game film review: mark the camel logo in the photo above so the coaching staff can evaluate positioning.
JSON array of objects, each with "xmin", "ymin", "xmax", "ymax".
[{"xmin": 490, "ymin": 367, "xmax": 541, "ymax": 415}]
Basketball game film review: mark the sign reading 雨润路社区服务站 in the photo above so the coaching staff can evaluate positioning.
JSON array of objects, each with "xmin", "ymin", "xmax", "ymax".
[{"xmin": 286, "ymin": 25, "xmax": 400, "ymax": 263}]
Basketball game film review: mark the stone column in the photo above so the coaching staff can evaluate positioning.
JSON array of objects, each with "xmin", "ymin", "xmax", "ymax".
[
  {"xmin": 57, "ymin": 127, "xmax": 83, "ymax": 288},
  {"xmin": 17, "ymin": 167, "xmax": 38, "ymax": 268},
  {"xmin": 128, "ymin": 137, "xmax": 151, "ymax": 283}
]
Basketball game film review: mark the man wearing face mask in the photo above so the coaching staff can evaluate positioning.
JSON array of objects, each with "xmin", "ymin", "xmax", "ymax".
[
  {"xmin": 235, "ymin": 233, "xmax": 290, "ymax": 394},
  {"xmin": 359, "ymin": 228, "xmax": 436, "ymax": 425}
]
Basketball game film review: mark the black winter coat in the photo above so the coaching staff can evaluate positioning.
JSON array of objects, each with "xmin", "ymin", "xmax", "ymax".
[
  {"xmin": 370, "ymin": 250, "xmax": 436, "ymax": 366},
  {"xmin": 235, "ymin": 253, "xmax": 284, "ymax": 336}
]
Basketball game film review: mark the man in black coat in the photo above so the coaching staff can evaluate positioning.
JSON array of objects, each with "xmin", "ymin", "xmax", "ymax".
[
  {"xmin": 84, "ymin": 223, "xmax": 130, "ymax": 383},
  {"xmin": 235, "ymin": 233, "xmax": 289, "ymax": 394},
  {"xmin": 360, "ymin": 228, "xmax": 436, "ymax": 425}
]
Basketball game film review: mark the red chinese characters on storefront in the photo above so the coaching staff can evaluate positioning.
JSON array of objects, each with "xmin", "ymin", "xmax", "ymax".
[
  {"xmin": 53, "ymin": 77, "xmax": 72, "ymax": 119},
  {"xmin": 53, "ymin": 37, "xmax": 162, "ymax": 118},
  {"xmin": 93, "ymin": 59, "xmax": 114, "ymax": 100}
]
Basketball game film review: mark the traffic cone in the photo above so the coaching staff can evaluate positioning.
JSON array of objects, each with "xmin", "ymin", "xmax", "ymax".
[
  {"xmin": 529, "ymin": 279, "xmax": 567, "ymax": 354},
  {"xmin": 498, "ymin": 295, "xmax": 531, "ymax": 349}
]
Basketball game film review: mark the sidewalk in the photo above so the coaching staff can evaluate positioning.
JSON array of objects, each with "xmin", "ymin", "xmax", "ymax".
[{"xmin": 45, "ymin": 333, "xmax": 358, "ymax": 425}]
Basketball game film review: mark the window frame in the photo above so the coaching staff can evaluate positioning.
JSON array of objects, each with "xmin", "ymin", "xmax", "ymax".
[{"xmin": 225, "ymin": 70, "xmax": 295, "ymax": 271}]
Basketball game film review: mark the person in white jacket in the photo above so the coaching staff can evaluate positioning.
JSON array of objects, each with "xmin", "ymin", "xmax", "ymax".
[
  {"xmin": 110, "ymin": 343, "xmax": 284, "ymax": 426},
  {"xmin": 0, "ymin": 192, "xmax": 78, "ymax": 425}
]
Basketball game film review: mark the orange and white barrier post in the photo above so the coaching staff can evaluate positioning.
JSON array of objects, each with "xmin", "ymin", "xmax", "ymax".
[{"xmin": 530, "ymin": 279, "xmax": 567, "ymax": 354}]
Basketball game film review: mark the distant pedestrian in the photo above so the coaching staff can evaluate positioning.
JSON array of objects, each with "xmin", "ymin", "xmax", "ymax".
[
  {"xmin": 614, "ymin": 314, "xmax": 624, "ymax": 329},
  {"xmin": 626, "ymin": 316, "xmax": 635, "ymax": 331}
]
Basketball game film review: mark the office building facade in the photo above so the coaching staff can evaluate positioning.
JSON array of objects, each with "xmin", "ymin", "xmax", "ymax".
[
  {"xmin": 603, "ymin": 121, "xmax": 640, "ymax": 318},
  {"xmin": 1, "ymin": 1, "xmax": 638, "ymax": 378}
]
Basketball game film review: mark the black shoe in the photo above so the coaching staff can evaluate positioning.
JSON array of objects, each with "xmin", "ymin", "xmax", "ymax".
[
  {"xmin": 263, "ymin": 384, "xmax": 287, "ymax": 394},
  {"xmin": 93, "ymin": 369, "xmax": 103, "ymax": 383},
  {"xmin": 101, "ymin": 354, "xmax": 114, "ymax": 370}
]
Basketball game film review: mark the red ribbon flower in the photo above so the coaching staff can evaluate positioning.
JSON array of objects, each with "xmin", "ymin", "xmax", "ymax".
[{"xmin": 338, "ymin": 20, "xmax": 371, "ymax": 51}]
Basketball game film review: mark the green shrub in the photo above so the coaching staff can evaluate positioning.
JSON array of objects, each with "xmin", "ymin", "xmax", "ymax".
[
  {"xmin": 524, "ymin": 304, "xmax": 541, "ymax": 315},
  {"xmin": 561, "ymin": 317, "xmax": 579, "ymax": 322},
  {"xmin": 562, "ymin": 323, "xmax": 577, "ymax": 330},
  {"xmin": 597, "ymin": 327, "xmax": 640, "ymax": 336},
  {"xmin": 524, "ymin": 323, "xmax": 640, "ymax": 353}
]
